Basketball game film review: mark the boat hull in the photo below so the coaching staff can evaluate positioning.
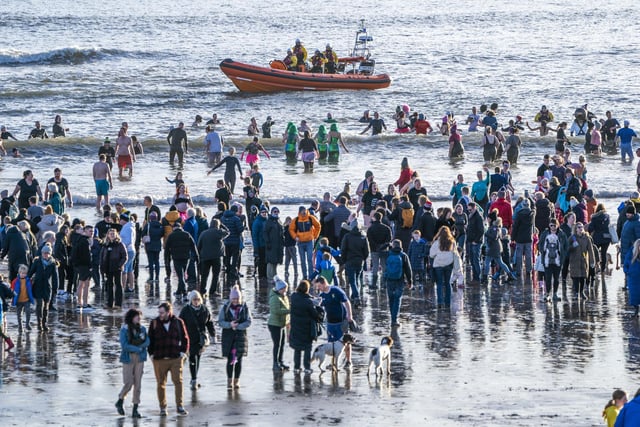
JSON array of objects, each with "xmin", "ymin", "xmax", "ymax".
[{"xmin": 219, "ymin": 59, "xmax": 391, "ymax": 93}]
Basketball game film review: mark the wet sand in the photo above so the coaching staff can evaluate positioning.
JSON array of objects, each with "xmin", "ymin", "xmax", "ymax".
[{"xmin": 0, "ymin": 206, "xmax": 637, "ymax": 426}]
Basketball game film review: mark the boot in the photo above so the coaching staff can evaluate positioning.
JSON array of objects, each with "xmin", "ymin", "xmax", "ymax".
[
  {"xmin": 115, "ymin": 398, "xmax": 125, "ymax": 415},
  {"xmin": 273, "ymin": 362, "xmax": 283, "ymax": 372},
  {"xmin": 233, "ymin": 378, "xmax": 240, "ymax": 389},
  {"xmin": 132, "ymin": 404, "xmax": 141, "ymax": 419},
  {"xmin": 227, "ymin": 378, "xmax": 233, "ymax": 390},
  {"xmin": 4, "ymin": 337, "xmax": 14, "ymax": 352}
]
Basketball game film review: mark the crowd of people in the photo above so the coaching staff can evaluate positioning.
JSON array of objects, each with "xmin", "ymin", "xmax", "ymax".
[{"xmin": 1, "ymin": 101, "xmax": 640, "ymax": 422}]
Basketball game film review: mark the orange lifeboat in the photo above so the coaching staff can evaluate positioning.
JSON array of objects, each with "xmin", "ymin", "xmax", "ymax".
[{"xmin": 219, "ymin": 59, "xmax": 391, "ymax": 93}]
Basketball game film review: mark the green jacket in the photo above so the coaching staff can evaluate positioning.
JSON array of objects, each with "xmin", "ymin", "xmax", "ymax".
[{"xmin": 267, "ymin": 289, "xmax": 290, "ymax": 327}]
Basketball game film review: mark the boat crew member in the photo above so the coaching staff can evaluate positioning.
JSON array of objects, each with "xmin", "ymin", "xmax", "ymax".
[
  {"xmin": 310, "ymin": 50, "xmax": 326, "ymax": 73},
  {"xmin": 283, "ymin": 49, "xmax": 298, "ymax": 71},
  {"xmin": 324, "ymin": 44, "xmax": 338, "ymax": 74},
  {"xmin": 292, "ymin": 39, "xmax": 307, "ymax": 71}
]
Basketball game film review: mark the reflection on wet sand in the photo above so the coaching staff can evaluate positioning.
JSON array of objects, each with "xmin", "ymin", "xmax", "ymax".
[{"xmin": 0, "ymin": 259, "xmax": 638, "ymax": 425}]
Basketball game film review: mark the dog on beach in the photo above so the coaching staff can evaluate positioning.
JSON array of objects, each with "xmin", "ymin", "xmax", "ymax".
[
  {"xmin": 367, "ymin": 336, "xmax": 393, "ymax": 378},
  {"xmin": 311, "ymin": 333, "xmax": 356, "ymax": 372}
]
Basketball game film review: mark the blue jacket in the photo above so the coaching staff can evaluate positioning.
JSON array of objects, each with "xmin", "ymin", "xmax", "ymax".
[
  {"xmin": 621, "ymin": 214, "xmax": 640, "ymax": 258},
  {"xmin": 183, "ymin": 216, "xmax": 199, "ymax": 243},
  {"xmin": 616, "ymin": 395, "xmax": 640, "ymax": 426},
  {"xmin": 313, "ymin": 244, "xmax": 340, "ymax": 270},
  {"xmin": 408, "ymin": 238, "xmax": 428, "ymax": 271},
  {"xmin": 220, "ymin": 210, "xmax": 244, "ymax": 247},
  {"xmin": 119, "ymin": 324, "xmax": 150, "ymax": 364},
  {"xmin": 624, "ymin": 251, "xmax": 640, "ymax": 307},
  {"xmin": 11, "ymin": 276, "xmax": 35, "ymax": 306},
  {"xmin": 251, "ymin": 214, "xmax": 266, "ymax": 248}
]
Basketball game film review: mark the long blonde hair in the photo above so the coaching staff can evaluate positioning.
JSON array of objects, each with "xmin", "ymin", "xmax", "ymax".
[{"xmin": 435, "ymin": 227, "xmax": 455, "ymax": 251}]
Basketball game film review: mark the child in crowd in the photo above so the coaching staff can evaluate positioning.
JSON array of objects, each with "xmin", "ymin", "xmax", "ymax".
[
  {"xmin": 11, "ymin": 264, "xmax": 34, "ymax": 332},
  {"xmin": 408, "ymin": 230, "xmax": 427, "ymax": 288},
  {"xmin": 248, "ymin": 164, "xmax": 264, "ymax": 194},
  {"xmin": 165, "ymin": 172, "xmax": 184, "ymax": 189},
  {"xmin": 283, "ymin": 217, "xmax": 297, "ymax": 280},
  {"xmin": 602, "ymin": 389, "xmax": 627, "ymax": 427}
]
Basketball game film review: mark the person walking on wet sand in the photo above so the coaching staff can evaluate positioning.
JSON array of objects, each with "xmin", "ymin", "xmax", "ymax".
[
  {"xmin": 218, "ymin": 285, "xmax": 252, "ymax": 389},
  {"xmin": 115, "ymin": 308, "xmax": 149, "ymax": 419},
  {"xmin": 148, "ymin": 301, "xmax": 189, "ymax": 417}
]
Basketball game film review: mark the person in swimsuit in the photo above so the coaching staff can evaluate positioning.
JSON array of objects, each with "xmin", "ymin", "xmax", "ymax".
[
  {"xmin": 173, "ymin": 184, "xmax": 194, "ymax": 221},
  {"xmin": 326, "ymin": 123, "xmax": 349, "ymax": 163},
  {"xmin": 92, "ymin": 154, "xmax": 113, "ymax": 213},
  {"xmin": 315, "ymin": 125, "xmax": 328, "ymax": 160},
  {"xmin": 284, "ymin": 123, "xmax": 299, "ymax": 162},
  {"xmin": 297, "ymin": 131, "xmax": 319, "ymax": 173},
  {"xmin": 240, "ymin": 137, "xmax": 270, "ymax": 167},
  {"xmin": 52, "ymin": 115, "xmax": 68, "ymax": 138},
  {"xmin": 208, "ymin": 147, "xmax": 243, "ymax": 193},
  {"xmin": 115, "ymin": 127, "xmax": 136, "ymax": 178}
]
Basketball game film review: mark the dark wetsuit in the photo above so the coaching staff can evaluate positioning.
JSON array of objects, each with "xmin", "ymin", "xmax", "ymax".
[
  {"xmin": 98, "ymin": 145, "xmax": 116, "ymax": 170},
  {"xmin": 52, "ymin": 123, "xmax": 66, "ymax": 138},
  {"xmin": 167, "ymin": 127, "xmax": 188, "ymax": 165},
  {"xmin": 1, "ymin": 131, "xmax": 17, "ymax": 141},
  {"xmin": 29, "ymin": 128, "xmax": 48, "ymax": 139},
  {"xmin": 210, "ymin": 156, "xmax": 243, "ymax": 193}
]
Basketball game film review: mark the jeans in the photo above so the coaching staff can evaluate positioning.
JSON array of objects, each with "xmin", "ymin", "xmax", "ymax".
[
  {"xmin": 284, "ymin": 246, "xmax": 298, "ymax": 275},
  {"xmin": 297, "ymin": 240, "xmax": 314, "ymax": 279},
  {"xmin": 346, "ymin": 262, "xmax": 363, "ymax": 301},
  {"xmin": 268, "ymin": 325, "xmax": 286, "ymax": 365},
  {"xmin": 483, "ymin": 256, "xmax": 512, "ymax": 277},
  {"xmin": 200, "ymin": 258, "xmax": 221, "ymax": 294},
  {"xmin": 434, "ymin": 264, "xmax": 453, "ymax": 306},
  {"xmin": 621, "ymin": 143, "xmax": 633, "ymax": 161},
  {"xmin": 294, "ymin": 345, "xmax": 312, "ymax": 370},
  {"xmin": 147, "ymin": 250, "xmax": 160, "ymax": 281},
  {"xmin": 386, "ymin": 279, "xmax": 404, "ymax": 323},
  {"xmin": 370, "ymin": 251, "xmax": 384, "ymax": 288},
  {"xmin": 16, "ymin": 302, "xmax": 31, "ymax": 328},
  {"xmin": 456, "ymin": 234, "xmax": 467, "ymax": 259},
  {"xmin": 469, "ymin": 242, "xmax": 482, "ymax": 281},
  {"xmin": 514, "ymin": 242, "xmax": 533, "ymax": 276}
]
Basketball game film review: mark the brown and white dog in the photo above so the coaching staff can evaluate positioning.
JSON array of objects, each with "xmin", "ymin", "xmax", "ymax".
[
  {"xmin": 367, "ymin": 336, "xmax": 393, "ymax": 378},
  {"xmin": 311, "ymin": 333, "xmax": 356, "ymax": 372}
]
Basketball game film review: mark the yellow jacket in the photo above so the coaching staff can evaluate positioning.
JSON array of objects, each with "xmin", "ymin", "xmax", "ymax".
[
  {"xmin": 284, "ymin": 54, "xmax": 297, "ymax": 69},
  {"xmin": 325, "ymin": 49, "xmax": 338, "ymax": 63},
  {"xmin": 292, "ymin": 45, "xmax": 307, "ymax": 62},
  {"xmin": 289, "ymin": 212, "xmax": 321, "ymax": 243}
]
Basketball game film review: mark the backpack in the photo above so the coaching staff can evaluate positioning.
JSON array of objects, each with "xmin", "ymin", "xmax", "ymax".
[
  {"xmin": 318, "ymin": 260, "xmax": 335, "ymax": 284},
  {"xmin": 401, "ymin": 207, "xmax": 414, "ymax": 229},
  {"xmin": 384, "ymin": 252, "xmax": 403, "ymax": 280}
]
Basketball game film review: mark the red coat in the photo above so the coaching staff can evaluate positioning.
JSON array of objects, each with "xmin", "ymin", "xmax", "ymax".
[
  {"xmin": 492, "ymin": 198, "xmax": 514, "ymax": 230},
  {"xmin": 394, "ymin": 168, "xmax": 413, "ymax": 188}
]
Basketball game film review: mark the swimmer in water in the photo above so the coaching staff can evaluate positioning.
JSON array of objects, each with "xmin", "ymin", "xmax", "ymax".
[
  {"xmin": 208, "ymin": 147, "xmax": 243, "ymax": 193},
  {"xmin": 52, "ymin": 114, "xmax": 69, "ymax": 138},
  {"xmin": 326, "ymin": 123, "xmax": 349, "ymax": 162},
  {"xmin": 240, "ymin": 136, "xmax": 271, "ymax": 167},
  {"xmin": 165, "ymin": 172, "xmax": 184, "ymax": 188},
  {"xmin": 12, "ymin": 148, "xmax": 22, "ymax": 158}
]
